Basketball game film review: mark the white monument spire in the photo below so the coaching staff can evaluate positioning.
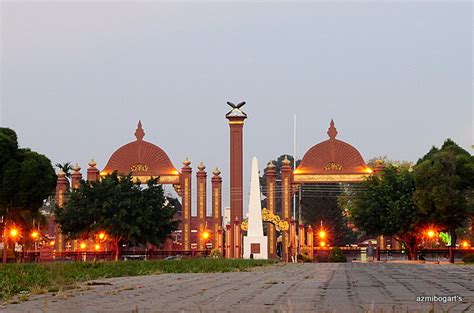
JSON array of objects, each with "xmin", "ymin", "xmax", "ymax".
[{"xmin": 243, "ymin": 157, "xmax": 268, "ymax": 259}]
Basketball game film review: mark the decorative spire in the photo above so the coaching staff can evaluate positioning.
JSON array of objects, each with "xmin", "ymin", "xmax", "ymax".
[
  {"xmin": 88, "ymin": 159, "xmax": 97, "ymax": 168},
  {"xmin": 212, "ymin": 167, "xmax": 221, "ymax": 176},
  {"xmin": 182, "ymin": 158, "xmax": 191, "ymax": 167},
  {"xmin": 327, "ymin": 119, "xmax": 338, "ymax": 140},
  {"xmin": 267, "ymin": 161, "xmax": 276, "ymax": 169},
  {"xmin": 72, "ymin": 163, "xmax": 81, "ymax": 172},
  {"xmin": 282, "ymin": 155, "xmax": 291, "ymax": 166},
  {"xmin": 57, "ymin": 170, "xmax": 66, "ymax": 178},
  {"xmin": 135, "ymin": 120, "xmax": 145, "ymax": 141},
  {"xmin": 197, "ymin": 162, "xmax": 206, "ymax": 172}
]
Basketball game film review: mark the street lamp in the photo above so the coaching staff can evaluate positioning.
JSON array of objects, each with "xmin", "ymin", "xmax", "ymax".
[{"xmin": 2, "ymin": 221, "xmax": 20, "ymax": 264}]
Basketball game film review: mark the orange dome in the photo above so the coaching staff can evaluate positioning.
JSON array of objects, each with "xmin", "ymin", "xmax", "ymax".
[
  {"xmin": 102, "ymin": 121, "xmax": 179, "ymax": 178},
  {"xmin": 296, "ymin": 120, "xmax": 371, "ymax": 175}
]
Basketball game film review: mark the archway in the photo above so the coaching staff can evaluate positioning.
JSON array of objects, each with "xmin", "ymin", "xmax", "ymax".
[{"xmin": 266, "ymin": 120, "xmax": 375, "ymax": 262}]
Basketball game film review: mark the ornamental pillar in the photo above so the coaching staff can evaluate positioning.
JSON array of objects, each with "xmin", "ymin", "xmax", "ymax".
[
  {"xmin": 290, "ymin": 219, "xmax": 296, "ymax": 262},
  {"xmin": 226, "ymin": 101, "xmax": 247, "ymax": 258},
  {"xmin": 71, "ymin": 164, "xmax": 82, "ymax": 190},
  {"xmin": 233, "ymin": 217, "xmax": 242, "ymax": 259},
  {"xmin": 265, "ymin": 161, "xmax": 277, "ymax": 259},
  {"xmin": 307, "ymin": 225, "xmax": 314, "ymax": 258},
  {"xmin": 55, "ymin": 170, "xmax": 69, "ymax": 253},
  {"xmin": 281, "ymin": 156, "xmax": 292, "ymax": 262},
  {"xmin": 87, "ymin": 159, "xmax": 99, "ymax": 182},
  {"xmin": 181, "ymin": 158, "xmax": 192, "ymax": 251},
  {"xmin": 211, "ymin": 168, "xmax": 222, "ymax": 251},
  {"xmin": 196, "ymin": 163, "xmax": 207, "ymax": 251},
  {"xmin": 225, "ymin": 224, "xmax": 231, "ymax": 258},
  {"xmin": 298, "ymin": 223, "xmax": 305, "ymax": 253}
]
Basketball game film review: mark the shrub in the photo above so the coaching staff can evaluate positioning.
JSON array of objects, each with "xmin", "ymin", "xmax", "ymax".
[
  {"xmin": 330, "ymin": 247, "xmax": 347, "ymax": 263},
  {"xmin": 298, "ymin": 247, "xmax": 313, "ymax": 263},
  {"xmin": 462, "ymin": 254, "xmax": 474, "ymax": 263},
  {"xmin": 210, "ymin": 248, "xmax": 222, "ymax": 258}
]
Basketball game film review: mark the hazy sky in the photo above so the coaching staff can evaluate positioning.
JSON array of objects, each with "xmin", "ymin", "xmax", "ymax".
[{"xmin": 1, "ymin": 1, "xmax": 472, "ymax": 213}]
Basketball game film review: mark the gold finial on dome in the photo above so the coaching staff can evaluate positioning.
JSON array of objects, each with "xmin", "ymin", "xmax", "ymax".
[
  {"xmin": 72, "ymin": 163, "xmax": 81, "ymax": 172},
  {"xmin": 197, "ymin": 162, "xmax": 206, "ymax": 171},
  {"xmin": 212, "ymin": 167, "xmax": 221, "ymax": 176},
  {"xmin": 183, "ymin": 158, "xmax": 191, "ymax": 167},
  {"xmin": 282, "ymin": 155, "xmax": 291, "ymax": 166},
  {"xmin": 327, "ymin": 119, "xmax": 338, "ymax": 140},
  {"xmin": 267, "ymin": 161, "xmax": 276, "ymax": 169},
  {"xmin": 135, "ymin": 120, "xmax": 145, "ymax": 141},
  {"xmin": 88, "ymin": 159, "xmax": 97, "ymax": 168},
  {"xmin": 57, "ymin": 170, "xmax": 66, "ymax": 178}
]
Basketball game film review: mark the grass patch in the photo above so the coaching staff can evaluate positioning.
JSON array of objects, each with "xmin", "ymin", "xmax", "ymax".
[{"xmin": 0, "ymin": 258, "xmax": 275, "ymax": 301}]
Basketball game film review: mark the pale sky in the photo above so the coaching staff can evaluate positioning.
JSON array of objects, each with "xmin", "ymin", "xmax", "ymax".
[{"xmin": 1, "ymin": 1, "xmax": 472, "ymax": 214}]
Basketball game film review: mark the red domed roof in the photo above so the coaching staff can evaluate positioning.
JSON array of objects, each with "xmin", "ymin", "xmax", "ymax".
[
  {"xmin": 295, "ymin": 120, "xmax": 371, "ymax": 176},
  {"xmin": 102, "ymin": 122, "xmax": 179, "ymax": 179}
]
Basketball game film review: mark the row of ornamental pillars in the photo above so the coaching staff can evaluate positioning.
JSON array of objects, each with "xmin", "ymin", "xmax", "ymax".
[
  {"xmin": 54, "ymin": 161, "xmax": 100, "ymax": 252},
  {"xmin": 180, "ymin": 159, "xmax": 224, "ymax": 254}
]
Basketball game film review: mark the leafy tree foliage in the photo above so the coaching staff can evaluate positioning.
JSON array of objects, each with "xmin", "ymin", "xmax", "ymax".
[
  {"xmin": 0, "ymin": 128, "xmax": 56, "ymax": 232},
  {"xmin": 55, "ymin": 173, "xmax": 178, "ymax": 260},
  {"xmin": 301, "ymin": 184, "xmax": 357, "ymax": 245},
  {"xmin": 345, "ymin": 166, "xmax": 423, "ymax": 259},
  {"xmin": 413, "ymin": 139, "xmax": 474, "ymax": 247},
  {"xmin": 55, "ymin": 162, "xmax": 72, "ymax": 178}
]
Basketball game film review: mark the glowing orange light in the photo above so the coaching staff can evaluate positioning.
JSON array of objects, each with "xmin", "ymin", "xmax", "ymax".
[
  {"xmin": 94, "ymin": 244, "xmax": 100, "ymax": 251},
  {"xmin": 318, "ymin": 230, "xmax": 326, "ymax": 239},
  {"xmin": 31, "ymin": 231, "xmax": 39, "ymax": 239},
  {"xmin": 427, "ymin": 230, "xmax": 435, "ymax": 239},
  {"xmin": 320, "ymin": 241, "xmax": 326, "ymax": 247},
  {"xmin": 80, "ymin": 243, "xmax": 87, "ymax": 250},
  {"xmin": 202, "ymin": 231, "xmax": 210, "ymax": 240},
  {"xmin": 98, "ymin": 232, "xmax": 106, "ymax": 240},
  {"xmin": 462, "ymin": 241, "xmax": 469, "ymax": 248},
  {"xmin": 49, "ymin": 241, "xmax": 55, "ymax": 246},
  {"xmin": 365, "ymin": 168, "xmax": 373, "ymax": 174},
  {"xmin": 9, "ymin": 228, "xmax": 19, "ymax": 238}
]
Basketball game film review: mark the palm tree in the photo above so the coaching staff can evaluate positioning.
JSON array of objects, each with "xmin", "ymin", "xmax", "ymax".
[{"xmin": 55, "ymin": 162, "xmax": 72, "ymax": 178}]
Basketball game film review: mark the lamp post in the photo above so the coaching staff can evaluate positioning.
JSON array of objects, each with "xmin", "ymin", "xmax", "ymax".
[{"xmin": 2, "ymin": 220, "xmax": 20, "ymax": 263}]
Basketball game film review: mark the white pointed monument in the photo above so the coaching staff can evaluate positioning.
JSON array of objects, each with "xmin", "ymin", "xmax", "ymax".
[{"xmin": 243, "ymin": 157, "xmax": 268, "ymax": 259}]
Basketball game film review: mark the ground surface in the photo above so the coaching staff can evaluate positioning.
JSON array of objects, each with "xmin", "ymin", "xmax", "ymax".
[{"xmin": 1, "ymin": 262, "xmax": 473, "ymax": 313}]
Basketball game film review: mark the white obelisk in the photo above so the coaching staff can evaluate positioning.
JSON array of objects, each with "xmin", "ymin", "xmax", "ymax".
[{"xmin": 243, "ymin": 157, "xmax": 268, "ymax": 259}]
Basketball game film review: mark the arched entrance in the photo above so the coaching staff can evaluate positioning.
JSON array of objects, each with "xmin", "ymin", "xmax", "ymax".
[{"xmin": 266, "ymin": 120, "xmax": 375, "ymax": 261}]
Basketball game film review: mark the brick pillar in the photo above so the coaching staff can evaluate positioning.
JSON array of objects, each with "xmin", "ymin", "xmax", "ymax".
[
  {"xmin": 281, "ymin": 156, "xmax": 292, "ymax": 262},
  {"xmin": 55, "ymin": 171, "xmax": 69, "ymax": 253},
  {"xmin": 87, "ymin": 159, "xmax": 99, "ymax": 182},
  {"xmin": 307, "ymin": 225, "xmax": 314, "ymax": 258},
  {"xmin": 71, "ymin": 164, "xmax": 82, "ymax": 190},
  {"xmin": 196, "ymin": 162, "xmax": 207, "ymax": 251},
  {"xmin": 233, "ymin": 217, "xmax": 242, "ymax": 259},
  {"xmin": 70, "ymin": 164, "xmax": 83, "ymax": 251},
  {"xmin": 266, "ymin": 161, "xmax": 277, "ymax": 259},
  {"xmin": 217, "ymin": 226, "xmax": 224, "ymax": 255},
  {"xmin": 211, "ymin": 168, "xmax": 222, "ymax": 251},
  {"xmin": 290, "ymin": 219, "xmax": 296, "ymax": 261},
  {"xmin": 225, "ymin": 224, "xmax": 231, "ymax": 258},
  {"xmin": 298, "ymin": 223, "xmax": 305, "ymax": 253},
  {"xmin": 181, "ymin": 158, "xmax": 192, "ymax": 251},
  {"xmin": 226, "ymin": 102, "xmax": 247, "ymax": 258}
]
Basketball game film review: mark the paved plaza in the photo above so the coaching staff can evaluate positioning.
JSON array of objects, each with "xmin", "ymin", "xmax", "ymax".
[{"xmin": 2, "ymin": 262, "xmax": 473, "ymax": 313}]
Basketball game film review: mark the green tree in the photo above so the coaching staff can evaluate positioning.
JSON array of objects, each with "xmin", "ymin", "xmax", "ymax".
[
  {"xmin": 413, "ymin": 139, "xmax": 474, "ymax": 249},
  {"xmin": 301, "ymin": 184, "xmax": 357, "ymax": 246},
  {"xmin": 55, "ymin": 162, "xmax": 72, "ymax": 178},
  {"xmin": 0, "ymin": 128, "xmax": 56, "ymax": 233},
  {"xmin": 346, "ymin": 166, "xmax": 423, "ymax": 260},
  {"xmin": 55, "ymin": 173, "xmax": 178, "ymax": 260}
]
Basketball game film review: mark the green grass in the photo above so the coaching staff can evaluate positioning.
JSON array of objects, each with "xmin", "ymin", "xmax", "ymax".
[{"xmin": 0, "ymin": 259, "xmax": 276, "ymax": 301}]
